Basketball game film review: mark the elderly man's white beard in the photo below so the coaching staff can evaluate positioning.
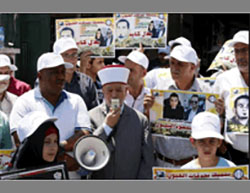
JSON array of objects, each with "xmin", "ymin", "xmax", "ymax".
[
  {"xmin": 0, "ymin": 74, "xmax": 11, "ymax": 93},
  {"xmin": 0, "ymin": 82, "xmax": 9, "ymax": 93}
]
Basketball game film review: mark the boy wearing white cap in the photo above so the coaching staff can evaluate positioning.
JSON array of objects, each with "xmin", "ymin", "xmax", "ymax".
[
  {"xmin": 9, "ymin": 52, "xmax": 91, "ymax": 178},
  {"xmin": 181, "ymin": 112, "xmax": 236, "ymax": 169},
  {"xmin": 89, "ymin": 65, "xmax": 154, "ymax": 179},
  {"xmin": 118, "ymin": 50, "xmax": 150, "ymax": 113},
  {"xmin": 53, "ymin": 37, "xmax": 98, "ymax": 110},
  {"xmin": 213, "ymin": 30, "xmax": 249, "ymax": 165}
]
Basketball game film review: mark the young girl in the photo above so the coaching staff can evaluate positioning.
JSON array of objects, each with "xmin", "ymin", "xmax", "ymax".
[
  {"xmin": 10, "ymin": 111, "xmax": 60, "ymax": 170},
  {"xmin": 181, "ymin": 111, "xmax": 236, "ymax": 169}
]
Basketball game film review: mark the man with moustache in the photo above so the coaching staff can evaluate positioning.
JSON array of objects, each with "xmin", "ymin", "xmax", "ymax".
[
  {"xmin": 9, "ymin": 53, "xmax": 91, "ymax": 179},
  {"xmin": 89, "ymin": 65, "xmax": 154, "ymax": 179},
  {"xmin": 213, "ymin": 30, "xmax": 249, "ymax": 165},
  {"xmin": 144, "ymin": 45, "xmax": 210, "ymax": 168},
  {"xmin": 53, "ymin": 37, "xmax": 98, "ymax": 110},
  {"xmin": 118, "ymin": 50, "xmax": 150, "ymax": 113},
  {"xmin": 0, "ymin": 55, "xmax": 18, "ymax": 117}
]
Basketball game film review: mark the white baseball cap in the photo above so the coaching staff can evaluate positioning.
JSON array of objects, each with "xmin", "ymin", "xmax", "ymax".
[
  {"xmin": 17, "ymin": 111, "xmax": 58, "ymax": 143},
  {"xmin": 98, "ymin": 65, "xmax": 130, "ymax": 86},
  {"xmin": 53, "ymin": 37, "xmax": 78, "ymax": 55},
  {"xmin": 170, "ymin": 45, "xmax": 198, "ymax": 66},
  {"xmin": 0, "ymin": 54, "xmax": 18, "ymax": 71},
  {"xmin": 191, "ymin": 112, "xmax": 224, "ymax": 140},
  {"xmin": 228, "ymin": 30, "xmax": 249, "ymax": 47},
  {"xmin": 118, "ymin": 50, "xmax": 149, "ymax": 70},
  {"xmin": 168, "ymin": 37, "xmax": 192, "ymax": 48},
  {"xmin": 37, "ymin": 52, "xmax": 73, "ymax": 72}
]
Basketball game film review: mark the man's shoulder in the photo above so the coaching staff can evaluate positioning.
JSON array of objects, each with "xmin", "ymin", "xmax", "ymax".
[
  {"xmin": 216, "ymin": 67, "xmax": 239, "ymax": 80},
  {"xmin": 6, "ymin": 91, "xmax": 18, "ymax": 100},
  {"xmin": 124, "ymin": 104, "xmax": 148, "ymax": 121},
  {"xmin": 75, "ymin": 71, "xmax": 93, "ymax": 82},
  {"xmin": 63, "ymin": 89, "xmax": 85, "ymax": 102}
]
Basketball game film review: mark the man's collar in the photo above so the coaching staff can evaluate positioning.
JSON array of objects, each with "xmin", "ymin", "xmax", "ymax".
[{"xmin": 34, "ymin": 86, "xmax": 68, "ymax": 100}]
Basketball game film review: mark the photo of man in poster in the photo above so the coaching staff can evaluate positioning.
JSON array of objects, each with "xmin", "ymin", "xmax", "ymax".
[
  {"xmin": 184, "ymin": 94, "xmax": 205, "ymax": 122},
  {"xmin": 163, "ymin": 92, "xmax": 184, "ymax": 120},
  {"xmin": 229, "ymin": 95, "xmax": 249, "ymax": 127},
  {"xmin": 116, "ymin": 19, "xmax": 130, "ymax": 39}
]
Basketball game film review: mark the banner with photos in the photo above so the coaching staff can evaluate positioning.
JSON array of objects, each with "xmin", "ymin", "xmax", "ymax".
[
  {"xmin": 153, "ymin": 165, "xmax": 249, "ymax": 180},
  {"xmin": 55, "ymin": 17, "xmax": 115, "ymax": 57},
  {"xmin": 150, "ymin": 89, "xmax": 219, "ymax": 138},
  {"xmin": 0, "ymin": 149, "xmax": 15, "ymax": 170},
  {"xmin": 115, "ymin": 13, "xmax": 168, "ymax": 49}
]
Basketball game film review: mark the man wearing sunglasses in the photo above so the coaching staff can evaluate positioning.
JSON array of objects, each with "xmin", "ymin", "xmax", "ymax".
[{"xmin": 184, "ymin": 94, "xmax": 204, "ymax": 122}]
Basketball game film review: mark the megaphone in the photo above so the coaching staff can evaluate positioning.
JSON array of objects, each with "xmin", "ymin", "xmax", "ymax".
[{"xmin": 73, "ymin": 135, "xmax": 110, "ymax": 171}]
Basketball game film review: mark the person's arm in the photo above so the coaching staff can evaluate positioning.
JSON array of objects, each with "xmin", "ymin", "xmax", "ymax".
[
  {"xmin": 143, "ymin": 93, "xmax": 155, "ymax": 118},
  {"xmin": 60, "ymin": 128, "xmax": 90, "ymax": 152}
]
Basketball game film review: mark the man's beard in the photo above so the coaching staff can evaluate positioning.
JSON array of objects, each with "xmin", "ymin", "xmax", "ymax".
[{"xmin": 0, "ymin": 83, "xmax": 9, "ymax": 93}]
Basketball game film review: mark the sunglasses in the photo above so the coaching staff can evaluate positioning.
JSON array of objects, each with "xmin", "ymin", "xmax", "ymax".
[{"xmin": 190, "ymin": 101, "xmax": 198, "ymax": 104}]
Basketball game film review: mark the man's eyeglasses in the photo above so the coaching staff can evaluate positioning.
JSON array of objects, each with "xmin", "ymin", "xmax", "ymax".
[{"xmin": 61, "ymin": 53, "xmax": 78, "ymax": 59}]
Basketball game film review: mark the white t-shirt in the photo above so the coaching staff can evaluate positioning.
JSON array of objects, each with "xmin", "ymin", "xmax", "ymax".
[
  {"xmin": 144, "ymin": 68, "xmax": 171, "ymax": 89},
  {"xmin": 9, "ymin": 87, "xmax": 91, "ymax": 141},
  {"xmin": 0, "ymin": 91, "xmax": 18, "ymax": 117},
  {"xmin": 124, "ymin": 87, "xmax": 150, "ymax": 113},
  {"xmin": 181, "ymin": 157, "xmax": 236, "ymax": 169},
  {"xmin": 213, "ymin": 67, "xmax": 248, "ymax": 152}
]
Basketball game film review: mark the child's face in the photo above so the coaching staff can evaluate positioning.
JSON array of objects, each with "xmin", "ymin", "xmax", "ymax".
[
  {"xmin": 191, "ymin": 137, "xmax": 222, "ymax": 161},
  {"xmin": 42, "ymin": 133, "xmax": 59, "ymax": 162}
]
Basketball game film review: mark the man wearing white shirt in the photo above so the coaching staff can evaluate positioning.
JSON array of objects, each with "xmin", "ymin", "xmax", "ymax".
[
  {"xmin": 213, "ymin": 30, "xmax": 249, "ymax": 165},
  {"xmin": 9, "ymin": 52, "xmax": 91, "ymax": 178},
  {"xmin": 118, "ymin": 50, "xmax": 150, "ymax": 113}
]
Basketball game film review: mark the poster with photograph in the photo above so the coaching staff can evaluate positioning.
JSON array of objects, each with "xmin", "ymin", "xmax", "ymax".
[
  {"xmin": 153, "ymin": 165, "xmax": 249, "ymax": 180},
  {"xmin": 224, "ymin": 87, "xmax": 248, "ymax": 153},
  {"xmin": 150, "ymin": 89, "xmax": 219, "ymax": 138},
  {"xmin": 115, "ymin": 13, "xmax": 168, "ymax": 49},
  {"xmin": 0, "ymin": 149, "xmax": 15, "ymax": 171},
  {"xmin": 55, "ymin": 17, "xmax": 115, "ymax": 57}
]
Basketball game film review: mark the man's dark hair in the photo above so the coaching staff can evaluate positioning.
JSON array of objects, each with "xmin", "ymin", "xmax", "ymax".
[
  {"xmin": 169, "ymin": 92, "xmax": 179, "ymax": 99},
  {"xmin": 60, "ymin": 27, "xmax": 75, "ymax": 38},
  {"xmin": 116, "ymin": 19, "xmax": 130, "ymax": 29},
  {"xmin": 234, "ymin": 95, "xmax": 249, "ymax": 108}
]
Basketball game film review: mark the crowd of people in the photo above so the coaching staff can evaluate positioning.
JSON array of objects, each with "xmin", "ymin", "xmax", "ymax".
[{"xmin": 0, "ymin": 29, "xmax": 248, "ymax": 180}]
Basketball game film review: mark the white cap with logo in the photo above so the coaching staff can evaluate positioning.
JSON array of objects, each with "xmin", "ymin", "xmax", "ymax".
[
  {"xmin": 191, "ymin": 111, "xmax": 224, "ymax": 140},
  {"xmin": 118, "ymin": 50, "xmax": 149, "ymax": 70},
  {"xmin": 53, "ymin": 37, "xmax": 78, "ymax": 55},
  {"xmin": 170, "ymin": 45, "xmax": 198, "ymax": 66},
  {"xmin": 17, "ymin": 111, "xmax": 58, "ymax": 143},
  {"xmin": 37, "ymin": 52, "xmax": 73, "ymax": 72},
  {"xmin": 228, "ymin": 30, "xmax": 249, "ymax": 47},
  {"xmin": 98, "ymin": 65, "xmax": 130, "ymax": 86}
]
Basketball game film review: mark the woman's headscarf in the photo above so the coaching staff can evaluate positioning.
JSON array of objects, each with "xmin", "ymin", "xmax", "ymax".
[{"xmin": 11, "ymin": 121, "xmax": 60, "ymax": 170}]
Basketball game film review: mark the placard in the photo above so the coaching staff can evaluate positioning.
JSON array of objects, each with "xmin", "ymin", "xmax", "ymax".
[
  {"xmin": 150, "ymin": 89, "xmax": 219, "ymax": 138},
  {"xmin": 153, "ymin": 165, "xmax": 249, "ymax": 180},
  {"xmin": 115, "ymin": 13, "xmax": 168, "ymax": 49},
  {"xmin": 55, "ymin": 17, "xmax": 115, "ymax": 57}
]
